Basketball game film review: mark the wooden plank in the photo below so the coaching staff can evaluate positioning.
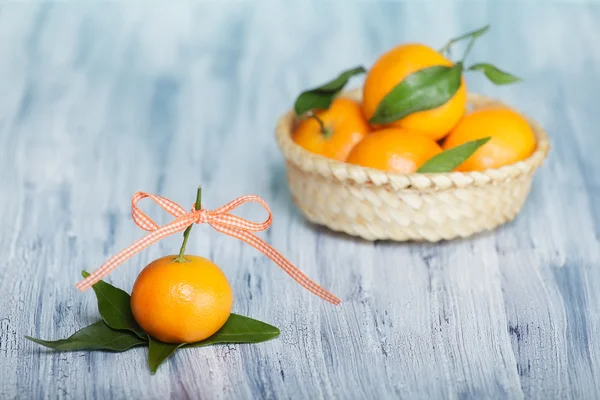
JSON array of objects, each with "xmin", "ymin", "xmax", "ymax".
[
  {"xmin": 0, "ymin": 2, "xmax": 598, "ymax": 399},
  {"xmin": 487, "ymin": 4, "xmax": 600, "ymax": 398}
]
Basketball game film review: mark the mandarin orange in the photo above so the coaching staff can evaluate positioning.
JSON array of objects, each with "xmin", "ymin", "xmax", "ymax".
[
  {"xmin": 362, "ymin": 44, "xmax": 467, "ymax": 140},
  {"xmin": 131, "ymin": 255, "xmax": 233, "ymax": 344},
  {"xmin": 346, "ymin": 128, "xmax": 442, "ymax": 173},
  {"xmin": 443, "ymin": 106, "xmax": 536, "ymax": 171},
  {"xmin": 293, "ymin": 97, "xmax": 370, "ymax": 161}
]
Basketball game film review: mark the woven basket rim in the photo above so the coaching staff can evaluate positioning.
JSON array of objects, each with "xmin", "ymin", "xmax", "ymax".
[{"xmin": 275, "ymin": 89, "xmax": 550, "ymax": 191}]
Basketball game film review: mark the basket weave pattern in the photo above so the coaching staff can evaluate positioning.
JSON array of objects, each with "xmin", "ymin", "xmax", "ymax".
[{"xmin": 276, "ymin": 90, "xmax": 550, "ymax": 242}]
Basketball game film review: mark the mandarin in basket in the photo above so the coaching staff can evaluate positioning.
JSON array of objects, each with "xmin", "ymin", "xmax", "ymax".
[
  {"xmin": 131, "ymin": 255, "xmax": 233, "ymax": 344},
  {"xmin": 293, "ymin": 97, "xmax": 370, "ymax": 161},
  {"xmin": 362, "ymin": 44, "xmax": 467, "ymax": 140},
  {"xmin": 346, "ymin": 128, "xmax": 442, "ymax": 173},
  {"xmin": 442, "ymin": 106, "xmax": 536, "ymax": 171}
]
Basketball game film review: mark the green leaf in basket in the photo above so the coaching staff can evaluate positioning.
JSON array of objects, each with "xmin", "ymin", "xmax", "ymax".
[
  {"xmin": 418, "ymin": 137, "xmax": 491, "ymax": 173},
  {"xmin": 81, "ymin": 270, "xmax": 147, "ymax": 340},
  {"xmin": 25, "ymin": 321, "xmax": 147, "ymax": 352},
  {"xmin": 294, "ymin": 66, "xmax": 366, "ymax": 116},
  {"xmin": 468, "ymin": 63, "xmax": 521, "ymax": 85},
  {"xmin": 147, "ymin": 313, "xmax": 280, "ymax": 374},
  {"xmin": 369, "ymin": 63, "xmax": 463, "ymax": 124}
]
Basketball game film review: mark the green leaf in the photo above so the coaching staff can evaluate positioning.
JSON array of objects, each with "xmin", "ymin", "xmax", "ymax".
[
  {"xmin": 148, "ymin": 337, "xmax": 183, "ymax": 375},
  {"xmin": 369, "ymin": 63, "xmax": 463, "ymax": 124},
  {"xmin": 25, "ymin": 321, "xmax": 147, "ymax": 352},
  {"xmin": 146, "ymin": 314, "xmax": 280, "ymax": 374},
  {"xmin": 418, "ymin": 137, "xmax": 491, "ymax": 173},
  {"xmin": 81, "ymin": 270, "xmax": 146, "ymax": 340},
  {"xmin": 294, "ymin": 66, "xmax": 366, "ymax": 115},
  {"xmin": 439, "ymin": 25, "xmax": 490, "ymax": 55},
  {"xmin": 468, "ymin": 63, "xmax": 521, "ymax": 85},
  {"xmin": 185, "ymin": 313, "xmax": 280, "ymax": 348}
]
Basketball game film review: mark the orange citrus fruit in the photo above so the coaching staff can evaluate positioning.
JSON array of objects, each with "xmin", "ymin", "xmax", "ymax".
[
  {"xmin": 346, "ymin": 128, "xmax": 442, "ymax": 173},
  {"xmin": 293, "ymin": 97, "xmax": 370, "ymax": 161},
  {"xmin": 131, "ymin": 255, "xmax": 233, "ymax": 343},
  {"xmin": 362, "ymin": 43, "xmax": 467, "ymax": 140},
  {"xmin": 443, "ymin": 106, "xmax": 537, "ymax": 171}
]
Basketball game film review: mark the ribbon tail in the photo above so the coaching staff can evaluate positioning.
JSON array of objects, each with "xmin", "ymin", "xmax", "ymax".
[
  {"xmin": 75, "ymin": 217, "xmax": 195, "ymax": 291},
  {"xmin": 210, "ymin": 222, "xmax": 341, "ymax": 305}
]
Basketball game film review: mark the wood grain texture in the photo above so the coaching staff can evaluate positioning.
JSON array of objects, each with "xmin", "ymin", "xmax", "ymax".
[{"xmin": 0, "ymin": 1, "xmax": 599, "ymax": 399}]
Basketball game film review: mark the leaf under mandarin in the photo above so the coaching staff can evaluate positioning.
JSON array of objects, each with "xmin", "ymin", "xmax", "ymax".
[
  {"xmin": 81, "ymin": 270, "xmax": 146, "ymax": 340},
  {"xmin": 28, "ymin": 275, "xmax": 280, "ymax": 375},
  {"xmin": 25, "ymin": 321, "xmax": 147, "ymax": 352},
  {"xmin": 185, "ymin": 313, "xmax": 280, "ymax": 348},
  {"xmin": 148, "ymin": 313, "xmax": 280, "ymax": 374},
  {"xmin": 148, "ymin": 337, "xmax": 182, "ymax": 374}
]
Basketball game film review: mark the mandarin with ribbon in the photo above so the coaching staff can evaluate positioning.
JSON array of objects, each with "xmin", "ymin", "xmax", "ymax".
[{"xmin": 76, "ymin": 190, "xmax": 341, "ymax": 305}]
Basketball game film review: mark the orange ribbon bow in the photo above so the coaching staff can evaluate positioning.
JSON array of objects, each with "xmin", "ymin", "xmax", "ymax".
[{"xmin": 76, "ymin": 192, "xmax": 341, "ymax": 305}]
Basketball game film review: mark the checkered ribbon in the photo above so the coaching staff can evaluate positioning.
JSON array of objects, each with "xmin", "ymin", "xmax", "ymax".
[{"xmin": 75, "ymin": 192, "xmax": 341, "ymax": 305}]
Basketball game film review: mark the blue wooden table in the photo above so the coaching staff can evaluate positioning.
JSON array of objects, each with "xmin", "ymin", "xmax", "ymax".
[{"xmin": 1, "ymin": 1, "xmax": 599, "ymax": 399}]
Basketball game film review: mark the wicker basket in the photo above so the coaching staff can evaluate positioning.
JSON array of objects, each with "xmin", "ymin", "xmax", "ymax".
[{"xmin": 275, "ymin": 89, "xmax": 550, "ymax": 242}]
